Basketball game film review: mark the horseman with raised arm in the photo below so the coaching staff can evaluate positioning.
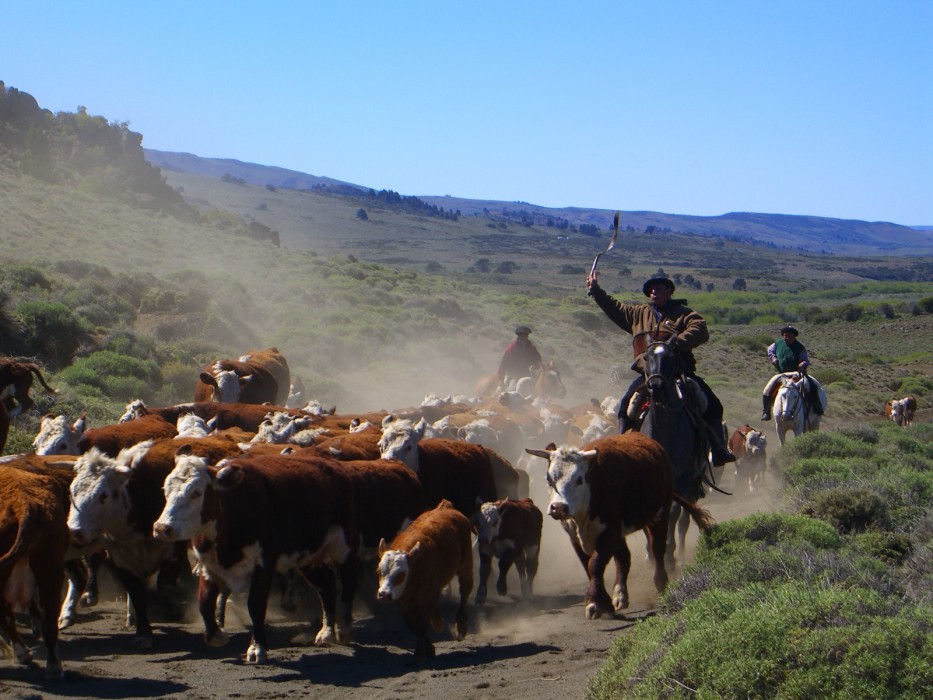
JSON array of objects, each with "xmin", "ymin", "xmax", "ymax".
[
  {"xmin": 585, "ymin": 272, "xmax": 735, "ymax": 467},
  {"xmin": 761, "ymin": 325, "xmax": 824, "ymax": 421}
]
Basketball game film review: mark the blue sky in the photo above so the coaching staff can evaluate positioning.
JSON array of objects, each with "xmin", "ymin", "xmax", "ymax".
[{"xmin": 3, "ymin": 2, "xmax": 931, "ymax": 225}]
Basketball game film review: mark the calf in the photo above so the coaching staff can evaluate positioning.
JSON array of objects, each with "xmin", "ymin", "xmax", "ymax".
[
  {"xmin": 885, "ymin": 396, "xmax": 917, "ymax": 427},
  {"xmin": 729, "ymin": 424, "xmax": 768, "ymax": 493},
  {"xmin": 152, "ymin": 451, "xmax": 360, "ymax": 662},
  {"xmin": 68, "ymin": 437, "xmax": 244, "ymax": 647},
  {"xmin": 0, "ymin": 465, "xmax": 69, "ymax": 678},
  {"xmin": 474, "ymin": 497, "xmax": 543, "ymax": 605},
  {"xmin": 376, "ymin": 500, "xmax": 473, "ymax": 662},
  {"xmin": 526, "ymin": 433, "xmax": 713, "ymax": 619}
]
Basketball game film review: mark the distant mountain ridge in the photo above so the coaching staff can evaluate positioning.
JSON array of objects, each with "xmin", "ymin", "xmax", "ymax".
[{"xmin": 144, "ymin": 148, "xmax": 933, "ymax": 256}]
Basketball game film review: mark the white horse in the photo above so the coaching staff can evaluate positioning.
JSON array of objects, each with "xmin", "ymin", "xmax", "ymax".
[{"xmin": 773, "ymin": 374, "xmax": 826, "ymax": 445}]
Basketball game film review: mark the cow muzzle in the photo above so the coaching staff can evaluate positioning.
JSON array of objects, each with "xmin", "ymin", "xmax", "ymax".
[
  {"xmin": 152, "ymin": 522, "xmax": 175, "ymax": 540},
  {"xmin": 548, "ymin": 501, "xmax": 569, "ymax": 520}
]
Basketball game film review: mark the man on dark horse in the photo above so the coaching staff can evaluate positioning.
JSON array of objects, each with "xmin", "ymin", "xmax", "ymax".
[
  {"xmin": 585, "ymin": 272, "xmax": 735, "ymax": 467},
  {"xmin": 761, "ymin": 325, "xmax": 824, "ymax": 421}
]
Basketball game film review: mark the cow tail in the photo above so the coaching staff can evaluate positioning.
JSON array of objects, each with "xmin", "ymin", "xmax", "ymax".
[
  {"xmin": 29, "ymin": 365, "xmax": 57, "ymax": 394},
  {"xmin": 672, "ymin": 493, "xmax": 714, "ymax": 532},
  {"xmin": 0, "ymin": 510, "xmax": 36, "ymax": 571}
]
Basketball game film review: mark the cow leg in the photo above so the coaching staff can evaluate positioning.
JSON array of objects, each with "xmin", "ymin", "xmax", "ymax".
[
  {"xmin": 611, "ymin": 540, "xmax": 631, "ymax": 612},
  {"xmin": 35, "ymin": 556, "xmax": 65, "ymax": 680},
  {"xmin": 584, "ymin": 545, "xmax": 615, "ymax": 620},
  {"xmin": 59, "ymin": 558, "xmax": 89, "ymax": 629},
  {"xmin": 197, "ymin": 576, "xmax": 229, "ymax": 647},
  {"xmin": 304, "ymin": 566, "xmax": 339, "ymax": 646},
  {"xmin": 560, "ymin": 519, "xmax": 590, "ymax": 571},
  {"xmin": 0, "ymin": 601, "xmax": 34, "ymax": 668},
  {"xmin": 81, "ymin": 551, "xmax": 104, "ymax": 607},
  {"xmin": 244, "ymin": 566, "xmax": 275, "ymax": 663},
  {"xmin": 474, "ymin": 547, "xmax": 493, "ymax": 605},
  {"xmin": 111, "ymin": 567, "xmax": 153, "ymax": 649},
  {"xmin": 455, "ymin": 562, "xmax": 473, "ymax": 640},
  {"xmin": 522, "ymin": 546, "xmax": 539, "ymax": 600},
  {"xmin": 333, "ymin": 556, "xmax": 358, "ymax": 644},
  {"xmin": 155, "ymin": 542, "xmax": 187, "ymax": 622},
  {"xmin": 406, "ymin": 611, "xmax": 435, "ymax": 663},
  {"xmin": 496, "ymin": 548, "xmax": 519, "ymax": 598}
]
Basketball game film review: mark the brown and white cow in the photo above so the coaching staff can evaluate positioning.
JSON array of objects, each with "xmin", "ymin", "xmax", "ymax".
[
  {"xmin": 0, "ymin": 454, "xmax": 101, "ymax": 631},
  {"xmin": 526, "ymin": 433, "xmax": 713, "ymax": 619},
  {"xmin": 885, "ymin": 396, "xmax": 917, "ymax": 427},
  {"xmin": 152, "ymin": 450, "xmax": 360, "ymax": 662},
  {"xmin": 76, "ymin": 415, "xmax": 179, "ymax": 457},
  {"xmin": 728, "ymin": 424, "xmax": 768, "ymax": 494},
  {"xmin": 0, "ymin": 359, "xmax": 57, "ymax": 453},
  {"xmin": 0, "ymin": 464, "xmax": 69, "ymax": 678},
  {"xmin": 68, "ymin": 436, "xmax": 244, "ymax": 647},
  {"xmin": 473, "ymin": 497, "xmax": 543, "ymax": 605},
  {"xmin": 194, "ymin": 347, "xmax": 290, "ymax": 405},
  {"xmin": 378, "ymin": 417, "xmax": 500, "ymax": 518},
  {"xmin": 377, "ymin": 499, "xmax": 473, "ymax": 662},
  {"xmin": 32, "ymin": 413, "xmax": 88, "ymax": 456},
  {"xmin": 0, "ymin": 359, "xmax": 57, "ymax": 418}
]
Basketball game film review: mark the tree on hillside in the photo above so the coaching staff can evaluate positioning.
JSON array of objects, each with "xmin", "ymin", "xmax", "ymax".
[
  {"xmin": 356, "ymin": 208, "xmax": 368, "ymax": 221},
  {"xmin": 733, "ymin": 277, "xmax": 747, "ymax": 291}
]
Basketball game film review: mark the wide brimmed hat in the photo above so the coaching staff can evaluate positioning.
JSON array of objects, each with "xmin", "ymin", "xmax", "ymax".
[
  {"xmin": 642, "ymin": 277, "xmax": 675, "ymax": 297},
  {"xmin": 780, "ymin": 325, "xmax": 799, "ymax": 336},
  {"xmin": 514, "ymin": 325, "xmax": 532, "ymax": 335}
]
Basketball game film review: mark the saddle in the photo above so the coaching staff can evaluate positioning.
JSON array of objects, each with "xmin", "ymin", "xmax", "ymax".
[{"xmin": 628, "ymin": 376, "xmax": 708, "ymax": 429}]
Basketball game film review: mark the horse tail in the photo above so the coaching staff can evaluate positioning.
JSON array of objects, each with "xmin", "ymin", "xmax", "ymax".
[{"xmin": 672, "ymin": 494, "xmax": 714, "ymax": 532}]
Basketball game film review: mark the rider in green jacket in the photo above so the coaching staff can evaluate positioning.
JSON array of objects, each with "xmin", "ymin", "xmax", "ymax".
[{"xmin": 761, "ymin": 325, "xmax": 824, "ymax": 420}]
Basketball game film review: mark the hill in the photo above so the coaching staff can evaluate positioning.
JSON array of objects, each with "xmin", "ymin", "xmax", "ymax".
[
  {"xmin": 2, "ymin": 84, "xmax": 932, "ymax": 434},
  {"xmin": 146, "ymin": 148, "xmax": 933, "ymax": 256}
]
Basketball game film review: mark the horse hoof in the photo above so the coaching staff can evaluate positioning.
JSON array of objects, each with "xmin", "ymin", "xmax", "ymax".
[
  {"xmin": 585, "ymin": 603, "xmax": 603, "ymax": 620},
  {"xmin": 131, "ymin": 635, "xmax": 154, "ymax": 650}
]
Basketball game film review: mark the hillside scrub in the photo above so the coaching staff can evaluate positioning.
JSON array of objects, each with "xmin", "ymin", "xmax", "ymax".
[{"xmin": 588, "ymin": 424, "xmax": 933, "ymax": 699}]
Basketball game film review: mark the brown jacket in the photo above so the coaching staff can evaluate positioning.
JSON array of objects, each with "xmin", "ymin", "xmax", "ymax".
[{"xmin": 589, "ymin": 284, "xmax": 709, "ymax": 373}]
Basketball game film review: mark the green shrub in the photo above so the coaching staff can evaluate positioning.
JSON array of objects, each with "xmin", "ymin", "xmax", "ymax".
[
  {"xmin": 590, "ymin": 585, "xmax": 933, "ymax": 700},
  {"xmin": 14, "ymin": 300, "xmax": 90, "ymax": 368},
  {"xmin": 725, "ymin": 333, "xmax": 772, "ymax": 352},
  {"xmin": 814, "ymin": 367, "xmax": 847, "ymax": 385},
  {"xmin": 802, "ymin": 487, "xmax": 889, "ymax": 533},
  {"xmin": 58, "ymin": 350, "xmax": 162, "ymax": 402},
  {"xmin": 853, "ymin": 532, "xmax": 913, "ymax": 565}
]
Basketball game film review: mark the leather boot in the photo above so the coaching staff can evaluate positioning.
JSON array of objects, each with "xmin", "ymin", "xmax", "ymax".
[
  {"xmin": 761, "ymin": 394, "xmax": 772, "ymax": 421},
  {"xmin": 707, "ymin": 423, "xmax": 736, "ymax": 467}
]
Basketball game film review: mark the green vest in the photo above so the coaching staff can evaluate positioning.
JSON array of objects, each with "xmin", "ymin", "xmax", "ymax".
[{"xmin": 774, "ymin": 339, "xmax": 803, "ymax": 372}]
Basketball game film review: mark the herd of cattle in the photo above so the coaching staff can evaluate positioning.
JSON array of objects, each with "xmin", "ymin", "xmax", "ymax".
[{"xmin": 0, "ymin": 350, "xmax": 921, "ymax": 678}]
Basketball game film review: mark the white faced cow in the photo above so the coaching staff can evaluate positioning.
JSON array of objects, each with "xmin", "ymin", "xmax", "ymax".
[
  {"xmin": 153, "ymin": 450, "xmax": 360, "ymax": 663},
  {"xmin": 526, "ymin": 433, "xmax": 712, "ymax": 619}
]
